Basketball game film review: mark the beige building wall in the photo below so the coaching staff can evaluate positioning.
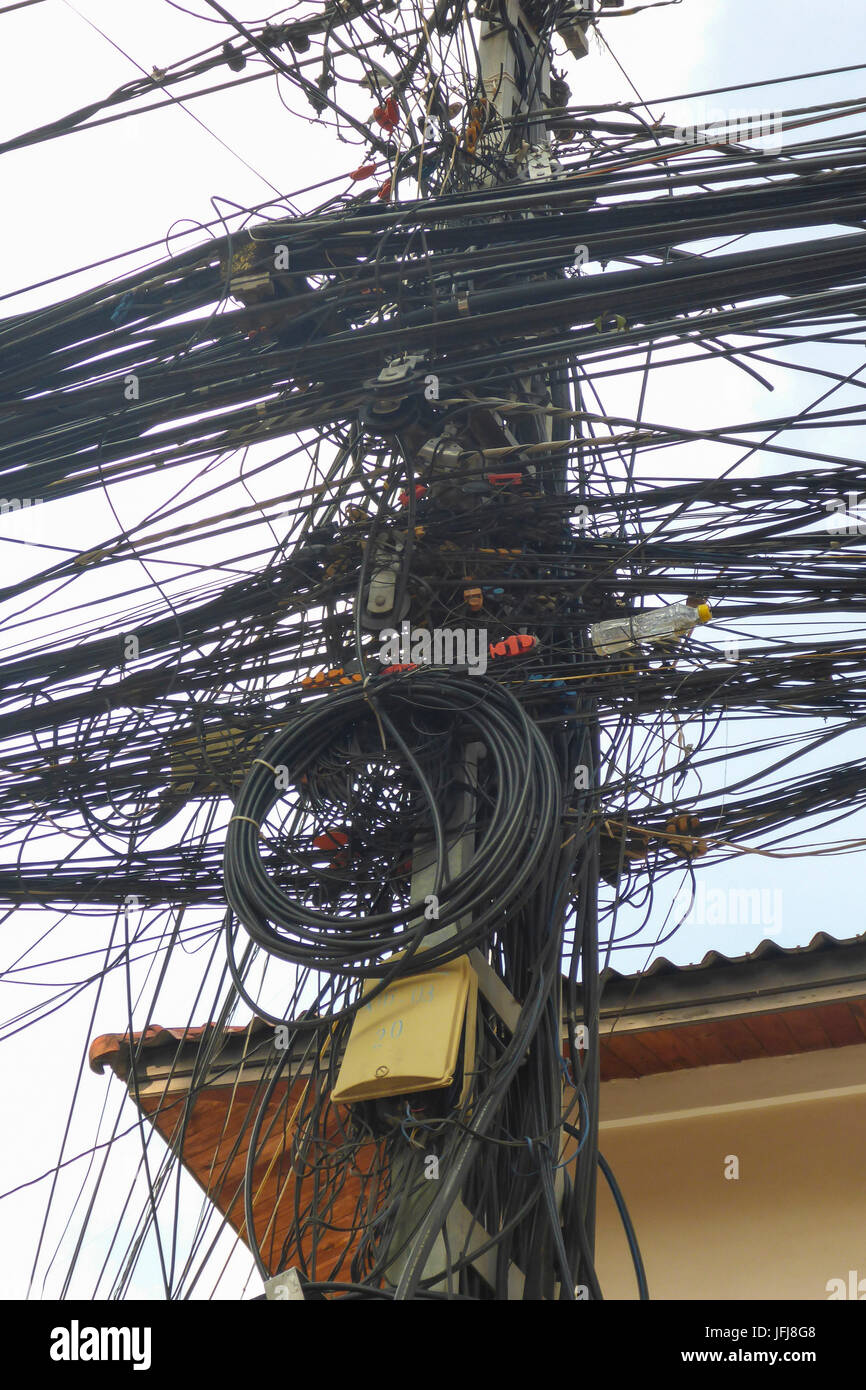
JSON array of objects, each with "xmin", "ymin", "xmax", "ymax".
[{"xmin": 594, "ymin": 1043, "xmax": 866, "ymax": 1300}]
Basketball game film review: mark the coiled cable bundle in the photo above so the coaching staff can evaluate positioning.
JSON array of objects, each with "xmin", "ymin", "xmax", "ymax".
[{"xmin": 224, "ymin": 672, "xmax": 562, "ymax": 977}]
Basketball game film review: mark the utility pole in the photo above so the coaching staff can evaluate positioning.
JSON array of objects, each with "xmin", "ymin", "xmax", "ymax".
[{"xmin": 346, "ymin": 0, "xmax": 608, "ymax": 1299}]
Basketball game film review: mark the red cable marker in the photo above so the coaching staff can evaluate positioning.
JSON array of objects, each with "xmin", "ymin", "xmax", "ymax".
[
  {"xmin": 398, "ymin": 485, "xmax": 426, "ymax": 507},
  {"xmin": 313, "ymin": 829, "xmax": 348, "ymax": 853},
  {"xmin": 372, "ymin": 97, "xmax": 400, "ymax": 132},
  {"xmin": 312, "ymin": 828, "xmax": 349, "ymax": 869},
  {"xmin": 488, "ymin": 634, "xmax": 538, "ymax": 661}
]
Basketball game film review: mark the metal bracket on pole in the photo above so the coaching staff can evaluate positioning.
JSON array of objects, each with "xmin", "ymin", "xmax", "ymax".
[
  {"xmin": 468, "ymin": 947, "xmax": 522, "ymax": 1033},
  {"xmin": 265, "ymin": 1266, "xmax": 305, "ymax": 1300},
  {"xmin": 526, "ymin": 144, "xmax": 559, "ymax": 181}
]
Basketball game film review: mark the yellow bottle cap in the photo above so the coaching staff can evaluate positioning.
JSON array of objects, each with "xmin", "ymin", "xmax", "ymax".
[{"xmin": 697, "ymin": 603, "xmax": 711, "ymax": 624}]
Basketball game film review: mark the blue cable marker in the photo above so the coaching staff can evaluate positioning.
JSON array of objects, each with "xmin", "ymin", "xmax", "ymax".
[{"xmin": 110, "ymin": 291, "xmax": 135, "ymax": 325}]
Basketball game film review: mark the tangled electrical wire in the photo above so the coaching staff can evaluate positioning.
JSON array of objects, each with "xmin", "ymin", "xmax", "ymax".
[
  {"xmin": 4, "ymin": 0, "xmax": 866, "ymax": 1302},
  {"xmin": 225, "ymin": 672, "xmax": 562, "ymax": 977}
]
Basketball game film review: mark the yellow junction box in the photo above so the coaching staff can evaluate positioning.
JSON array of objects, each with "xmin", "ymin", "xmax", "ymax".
[{"xmin": 332, "ymin": 955, "xmax": 478, "ymax": 1105}]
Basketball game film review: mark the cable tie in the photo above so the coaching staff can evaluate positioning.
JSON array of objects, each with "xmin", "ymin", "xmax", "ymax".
[{"xmin": 229, "ymin": 815, "xmax": 262, "ymax": 832}]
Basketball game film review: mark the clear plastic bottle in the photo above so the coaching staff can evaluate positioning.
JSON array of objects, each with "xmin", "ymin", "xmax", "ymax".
[{"xmin": 591, "ymin": 602, "xmax": 711, "ymax": 657}]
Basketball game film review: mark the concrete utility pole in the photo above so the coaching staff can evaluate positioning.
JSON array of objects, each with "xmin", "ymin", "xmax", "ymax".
[{"xmin": 370, "ymin": 0, "xmax": 606, "ymax": 1298}]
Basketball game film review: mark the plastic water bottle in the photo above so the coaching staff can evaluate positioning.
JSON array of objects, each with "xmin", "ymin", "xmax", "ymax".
[{"xmin": 591, "ymin": 602, "xmax": 711, "ymax": 657}]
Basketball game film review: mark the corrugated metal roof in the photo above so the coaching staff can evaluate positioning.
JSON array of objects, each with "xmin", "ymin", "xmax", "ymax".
[
  {"xmin": 602, "ymin": 929, "xmax": 866, "ymax": 982},
  {"xmin": 90, "ymin": 931, "xmax": 866, "ymax": 1081}
]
